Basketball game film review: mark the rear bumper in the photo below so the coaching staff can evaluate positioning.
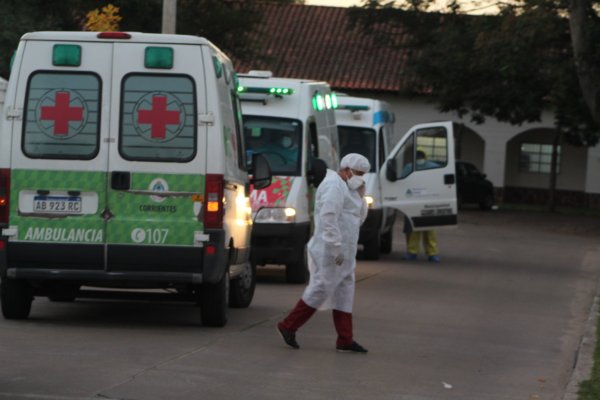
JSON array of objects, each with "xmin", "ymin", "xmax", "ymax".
[
  {"xmin": 250, "ymin": 222, "xmax": 310, "ymax": 265},
  {"xmin": 0, "ymin": 229, "xmax": 227, "ymax": 286}
]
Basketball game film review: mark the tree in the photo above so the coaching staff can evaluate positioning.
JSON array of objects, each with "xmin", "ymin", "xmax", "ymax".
[
  {"xmin": 84, "ymin": 3, "xmax": 122, "ymax": 32},
  {"xmin": 349, "ymin": 0, "xmax": 599, "ymax": 210},
  {"xmin": 0, "ymin": 0, "xmax": 301, "ymax": 79}
]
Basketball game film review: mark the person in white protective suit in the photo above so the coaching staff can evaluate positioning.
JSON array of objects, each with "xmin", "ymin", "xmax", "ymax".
[{"xmin": 277, "ymin": 153, "xmax": 370, "ymax": 353}]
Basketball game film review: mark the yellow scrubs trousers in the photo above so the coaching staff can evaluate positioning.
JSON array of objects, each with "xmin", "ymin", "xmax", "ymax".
[{"xmin": 407, "ymin": 230, "xmax": 438, "ymax": 256}]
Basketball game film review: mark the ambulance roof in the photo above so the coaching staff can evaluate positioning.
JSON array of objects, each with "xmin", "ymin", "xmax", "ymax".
[
  {"xmin": 21, "ymin": 31, "xmax": 214, "ymax": 46},
  {"xmin": 238, "ymin": 73, "xmax": 329, "ymax": 90},
  {"xmin": 335, "ymin": 95, "xmax": 393, "ymax": 127}
]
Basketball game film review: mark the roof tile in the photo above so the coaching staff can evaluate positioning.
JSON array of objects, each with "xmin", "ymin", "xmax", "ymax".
[{"xmin": 233, "ymin": 4, "xmax": 413, "ymax": 93}]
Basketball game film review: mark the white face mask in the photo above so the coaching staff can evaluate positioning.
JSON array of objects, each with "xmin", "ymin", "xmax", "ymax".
[
  {"xmin": 347, "ymin": 174, "xmax": 364, "ymax": 190},
  {"xmin": 416, "ymin": 159, "xmax": 425, "ymax": 165}
]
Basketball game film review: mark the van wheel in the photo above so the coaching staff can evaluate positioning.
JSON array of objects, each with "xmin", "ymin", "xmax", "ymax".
[
  {"xmin": 199, "ymin": 272, "xmax": 228, "ymax": 327},
  {"xmin": 229, "ymin": 262, "xmax": 256, "ymax": 308},
  {"xmin": 363, "ymin": 233, "xmax": 381, "ymax": 260},
  {"xmin": 286, "ymin": 245, "xmax": 308, "ymax": 284},
  {"xmin": 380, "ymin": 228, "xmax": 393, "ymax": 254},
  {"xmin": 1, "ymin": 279, "xmax": 33, "ymax": 320},
  {"xmin": 479, "ymin": 193, "xmax": 494, "ymax": 211}
]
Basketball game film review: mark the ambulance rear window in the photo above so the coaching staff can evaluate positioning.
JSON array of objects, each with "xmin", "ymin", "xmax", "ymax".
[
  {"xmin": 22, "ymin": 72, "xmax": 101, "ymax": 159},
  {"xmin": 120, "ymin": 74, "xmax": 196, "ymax": 162}
]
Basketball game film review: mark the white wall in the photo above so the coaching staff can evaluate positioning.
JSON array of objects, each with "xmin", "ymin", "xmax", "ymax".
[
  {"xmin": 351, "ymin": 91, "xmax": 600, "ymax": 196},
  {"xmin": 586, "ymin": 144, "xmax": 600, "ymax": 194}
]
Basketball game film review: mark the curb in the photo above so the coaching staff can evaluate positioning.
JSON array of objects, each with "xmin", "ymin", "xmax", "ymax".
[{"xmin": 562, "ymin": 291, "xmax": 599, "ymax": 400}]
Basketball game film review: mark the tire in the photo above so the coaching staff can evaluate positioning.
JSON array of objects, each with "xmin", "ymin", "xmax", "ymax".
[
  {"xmin": 479, "ymin": 193, "xmax": 494, "ymax": 211},
  {"xmin": 1, "ymin": 278, "xmax": 33, "ymax": 320},
  {"xmin": 363, "ymin": 232, "xmax": 381, "ymax": 260},
  {"xmin": 380, "ymin": 228, "xmax": 393, "ymax": 254},
  {"xmin": 285, "ymin": 245, "xmax": 308, "ymax": 284},
  {"xmin": 229, "ymin": 262, "xmax": 256, "ymax": 308},
  {"xmin": 199, "ymin": 271, "xmax": 228, "ymax": 327}
]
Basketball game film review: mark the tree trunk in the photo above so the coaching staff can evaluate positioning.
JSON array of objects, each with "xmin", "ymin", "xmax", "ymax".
[{"xmin": 569, "ymin": 0, "xmax": 600, "ymax": 127}]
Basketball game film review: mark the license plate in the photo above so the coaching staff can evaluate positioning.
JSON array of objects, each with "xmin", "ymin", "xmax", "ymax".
[{"xmin": 33, "ymin": 196, "xmax": 82, "ymax": 214}]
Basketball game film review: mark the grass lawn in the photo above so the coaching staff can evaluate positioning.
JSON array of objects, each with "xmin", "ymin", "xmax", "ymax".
[{"xmin": 578, "ymin": 309, "xmax": 600, "ymax": 399}]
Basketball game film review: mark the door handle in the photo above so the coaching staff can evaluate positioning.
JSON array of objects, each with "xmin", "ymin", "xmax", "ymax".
[
  {"xmin": 111, "ymin": 171, "xmax": 131, "ymax": 190},
  {"xmin": 444, "ymin": 174, "xmax": 455, "ymax": 185}
]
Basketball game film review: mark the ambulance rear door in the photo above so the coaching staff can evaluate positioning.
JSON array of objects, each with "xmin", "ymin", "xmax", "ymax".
[
  {"xmin": 8, "ymin": 39, "xmax": 111, "ymax": 269},
  {"xmin": 380, "ymin": 121, "xmax": 457, "ymax": 231},
  {"xmin": 105, "ymin": 41, "xmax": 208, "ymax": 271}
]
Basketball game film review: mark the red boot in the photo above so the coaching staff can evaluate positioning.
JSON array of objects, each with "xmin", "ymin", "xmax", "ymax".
[
  {"xmin": 277, "ymin": 299, "xmax": 316, "ymax": 349},
  {"xmin": 333, "ymin": 309, "xmax": 353, "ymax": 347}
]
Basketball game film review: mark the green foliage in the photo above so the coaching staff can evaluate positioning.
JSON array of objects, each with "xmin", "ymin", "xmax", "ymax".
[
  {"xmin": 0, "ymin": 0, "xmax": 303, "ymax": 79},
  {"xmin": 177, "ymin": 0, "xmax": 262, "ymax": 59},
  {"xmin": 577, "ymin": 306, "xmax": 600, "ymax": 399},
  {"xmin": 0, "ymin": 0, "xmax": 94, "ymax": 78},
  {"xmin": 349, "ymin": 0, "xmax": 599, "ymax": 146}
]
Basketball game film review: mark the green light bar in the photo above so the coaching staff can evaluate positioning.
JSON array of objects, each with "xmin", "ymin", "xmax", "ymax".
[
  {"xmin": 237, "ymin": 86, "xmax": 294, "ymax": 95},
  {"xmin": 145, "ymin": 47, "xmax": 174, "ymax": 69},
  {"xmin": 325, "ymin": 94, "xmax": 332, "ymax": 109},
  {"xmin": 53, "ymin": 44, "xmax": 81, "ymax": 67},
  {"xmin": 312, "ymin": 93, "xmax": 325, "ymax": 111},
  {"xmin": 331, "ymin": 93, "xmax": 339, "ymax": 109},
  {"xmin": 338, "ymin": 105, "xmax": 370, "ymax": 112}
]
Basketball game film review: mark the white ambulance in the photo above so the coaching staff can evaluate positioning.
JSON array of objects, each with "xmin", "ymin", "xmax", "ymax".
[
  {"xmin": 335, "ymin": 95, "xmax": 401, "ymax": 260},
  {"xmin": 0, "ymin": 31, "xmax": 272, "ymax": 327},
  {"xmin": 238, "ymin": 71, "xmax": 337, "ymax": 283},
  {"xmin": 0, "ymin": 77, "xmax": 7, "ymax": 125}
]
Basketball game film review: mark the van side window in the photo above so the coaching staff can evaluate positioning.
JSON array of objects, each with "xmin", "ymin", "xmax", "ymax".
[
  {"xmin": 415, "ymin": 127, "xmax": 448, "ymax": 170},
  {"xmin": 308, "ymin": 121, "xmax": 319, "ymax": 158},
  {"xmin": 395, "ymin": 134, "xmax": 415, "ymax": 179},
  {"xmin": 120, "ymin": 74, "xmax": 196, "ymax": 162},
  {"xmin": 22, "ymin": 72, "xmax": 101, "ymax": 159},
  {"xmin": 232, "ymin": 91, "xmax": 246, "ymax": 170},
  {"xmin": 378, "ymin": 127, "xmax": 386, "ymax": 168}
]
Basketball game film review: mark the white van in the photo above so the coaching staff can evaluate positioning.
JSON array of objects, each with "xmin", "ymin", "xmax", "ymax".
[
  {"xmin": 336, "ymin": 95, "xmax": 400, "ymax": 260},
  {"xmin": 238, "ymin": 71, "xmax": 337, "ymax": 283},
  {"xmin": 0, "ymin": 31, "xmax": 271, "ymax": 327},
  {"xmin": 380, "ymin": 121, "xmax": 459, "ymax": 235},
  {"xmin": 0, "ymin": 77, "xmax": 7, "ymax": 125}
]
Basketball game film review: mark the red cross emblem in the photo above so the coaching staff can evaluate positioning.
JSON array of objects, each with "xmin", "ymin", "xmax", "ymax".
[
  {"xmin": 40, "ymin": 91, "xmax": 84, "ymax": 135},
  {"xmin": 137, "ymin": 95, "xmax": 181, "ymax": 140}
]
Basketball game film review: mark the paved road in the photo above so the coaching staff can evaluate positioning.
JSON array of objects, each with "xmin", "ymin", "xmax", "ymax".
[{"xmin": 0, "ymin": 210, "xmax": 599, "ymax": 400}]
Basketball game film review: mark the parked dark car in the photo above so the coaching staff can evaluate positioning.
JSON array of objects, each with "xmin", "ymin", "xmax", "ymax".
[{"xmin": 456, "ymin": 161, "xmax": 496, "ymax": 210}]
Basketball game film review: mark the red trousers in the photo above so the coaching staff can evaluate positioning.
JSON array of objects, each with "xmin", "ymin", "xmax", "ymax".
[{"xmin": 278, "ymin": 299, "xmax": 354, "ymax": 346}]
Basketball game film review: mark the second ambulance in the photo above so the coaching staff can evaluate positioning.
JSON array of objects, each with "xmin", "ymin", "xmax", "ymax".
[{"xmin": 238, "ymin": 71, "xmax": 338, "ymax": 283}]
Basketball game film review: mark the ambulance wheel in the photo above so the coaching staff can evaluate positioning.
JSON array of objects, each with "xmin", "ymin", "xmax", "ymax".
[
  {"xmin": 380, "ymin": 228, "xmax": 393, "ymax": 254},
  {"xmin": 199, "ymin": 271, "xmax": 228, "ymax": 327},
  {"xmin": 229, "ymin": 262, "xmax": 256, "ymax": 308},
  {"xmin": 1, "ymin": 278, "xmax": 33, "ymax": 320},
  {"xmin": 286, "ymin": 245, "xmax": 308, "ymax": 284},
  {"xmin": 363, "ymin": 233, "xmax": 381, "ymax": 260}
]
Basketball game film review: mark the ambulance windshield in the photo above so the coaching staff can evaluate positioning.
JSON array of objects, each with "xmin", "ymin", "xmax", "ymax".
[
  {"xmin": 243, "ymin": 116, "xmax": 303, "ymax": 176},
  {"xmin": 338, "ymin": 126, "xmax": 376, "ymax": 172}
]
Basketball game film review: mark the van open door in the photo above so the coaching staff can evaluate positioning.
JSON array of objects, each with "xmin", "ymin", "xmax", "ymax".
[{"xmin": 380, "ymin": 121, "xmax": 457, "ymax": 231}]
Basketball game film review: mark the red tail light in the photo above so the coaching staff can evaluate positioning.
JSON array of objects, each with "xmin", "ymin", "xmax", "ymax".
[
  {"xmin": 204, "ymin": 174, "xmax": 224, "ymax": 229},
  {"xmin": 97, "ymin": 32, "xmax": 132, "ymax": 40},
  {"xmin": 0, "ymin": 169, "xmax": 10, "ymax": 224}
]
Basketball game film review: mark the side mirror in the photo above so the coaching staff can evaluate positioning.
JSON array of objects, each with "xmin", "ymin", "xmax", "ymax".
[
  {"xmin": 250, "ymin": 153, "xmax": 272, "ymax": 189},
  {"xmin": 385, "ymin": 159, "xmax": 397, "ymax": 181},
  {"xmin": 307, "ymin": 158, "xmax": 327, "ymax": 187}
]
